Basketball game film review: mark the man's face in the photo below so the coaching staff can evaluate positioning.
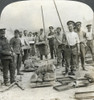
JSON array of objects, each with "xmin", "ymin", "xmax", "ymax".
[
  {"xmin": 49, "ymin": 28, "xmax": 53, "ymax": 32},
  {"xmin": 40, "ymin": 30, "xmax": 43, "ymax": 34},
  {"xmin": 57, "ymin": 28, "xmax": 61, "ymax": 33},
  {"xmin": 68, "ymin": 24, "xmax": 74, "ymax": 32},
  {"xmin": 0, "ymin": 31, "xmax": 5, "ymax": 38},
  {"xmin": 74, "ymin": 27, "xmax": 77, "ymax": 32},
  {"xmin": 87, "ymin": 26, "xmax": 91, "ymax": 32},
  {"xmin": 76, "ymin": 24, "xmax": 81, "ymax": 31}
]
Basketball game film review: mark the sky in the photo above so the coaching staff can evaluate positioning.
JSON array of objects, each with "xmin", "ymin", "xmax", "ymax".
[{"xmin": 0, "ymin": 0, "xmax": 93, "ymax": 39}]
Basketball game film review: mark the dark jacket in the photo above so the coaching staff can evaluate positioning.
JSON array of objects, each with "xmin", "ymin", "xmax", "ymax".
[
  {"xmin": 10, "ymin": 37, "xmax": 22, "ymax": 54},
  {"xmin": 0, "ymin": 37, "xmax": 12, "ymax": 60},
  {"xmin": 48, "ymin": 32, "xmax": 54, "ymax": 46}
]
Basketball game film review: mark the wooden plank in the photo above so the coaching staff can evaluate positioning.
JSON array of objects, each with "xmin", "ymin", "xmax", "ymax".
[
  {"xmin": 75, "ymin": 91, "xmax": 94, "ymax": 99},
  {"xmin": 31, "ymin": 79, "xmax": 55, "ymax": 83},
  {"xmin": 53, "ymin": 83, "xmax": 74, "ymax": 91},
  {"xmin": 53, "ymin": 82, "xmax": 94, "ymax": 92},
  {"xmin": 31, "ymin": 81, "xmax": 53, "ymax": 88}
]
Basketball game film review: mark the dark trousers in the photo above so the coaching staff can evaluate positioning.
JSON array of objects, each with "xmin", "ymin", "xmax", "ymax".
[
  {"xmin": 56, "ymin": 45, "xmax": 62, "ymax": 65},
  {"xmin": 1, "ymin": 59, "xmax": 15, "ymax": 84},
  {"xmin": 15, "ymin": 54, "xmax": 22, "ymax": 73},
  {"xmin": 30, "ymin": 44, "xmax": 35, "ymax": 56},
  {"xmin": 62, "ymin": 50, "xmax": 65, "ymax": 66},
  {"xmin": 40, "ymin": 55, "xmax": 48, "ymax": 60},
  {"xmin": 49, "ymin": 44, "xmax": 55, "ymax": 59},
  {"xmin": 64, "ymin": 46, "xmax": 78, "ymax": 73},
  {"xmin": 80, "ymin": 43, "xmax": 86, "ymax": 69},
  {"xmin": 22, "ymin": 49, "xmax": 29, "ymax": 63},
  {"xmin": 86, "ymin": 40, "xmax": 94, "ymax": 61}
]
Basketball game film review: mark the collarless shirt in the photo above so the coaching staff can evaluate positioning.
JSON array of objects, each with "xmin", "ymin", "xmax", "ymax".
[{"xmin": 66, "ymin": 31, "xmax": 79, "ymax": 46}]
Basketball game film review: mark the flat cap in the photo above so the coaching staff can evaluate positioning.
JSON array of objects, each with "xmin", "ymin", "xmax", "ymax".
[
  {"xmin": 49, "ymin": 26, "xmax": 54, "ymax": 29},
  {"xmin": 57, "ymin": 27, "xmax": 61, "ymax": 30},
  {"xmin": 35, "ymin": 32, "xmax": 38, "ymax": 34},
  {"xmin": 14, "ymin": 29, "xmax": 19, "ymax": 33},
  {"xmin": 86, "ymin": 24, "xmax": 92, "ymax": 27},
  {"xmin": 67, "ymin": 21, "xmax": 75, "ymax": 26},
  {"xmin": 40, "ymin": 28, "xmax": 43, "ymax": 31},
  {"xmin": 75, "ymin": 21, "xmax": 82, "ymax": 26}
]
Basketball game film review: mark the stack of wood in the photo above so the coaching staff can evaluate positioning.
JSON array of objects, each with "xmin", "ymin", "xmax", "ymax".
[
  {"xmin": 30, "ymin": 62, "xmax": 56, "ymax": 88},
  {"xmin": 53, "ymin": 72, "xmax": 94, "ymax": 91}
]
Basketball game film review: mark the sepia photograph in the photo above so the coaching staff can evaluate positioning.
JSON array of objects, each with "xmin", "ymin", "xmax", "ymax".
[{"xmin": 0, "ymin": 0, "xmax": 94, "ymax": 100}]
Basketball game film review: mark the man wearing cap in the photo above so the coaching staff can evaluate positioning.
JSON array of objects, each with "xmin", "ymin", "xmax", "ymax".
[
  {"xmin": 0, "ymin": 28, "xmax": 15, "ymax": 86},
  {"xmin": 75, "ymin": 22, "xmax": 87, "ymax": 70},
  {"xmin": 54, "ymin": 27, "xmax": 63, "ymax": 66},
  {"xmin": 63, "ymin": 21, "xmax": 80, "ymax": 75},
  {"xmin": 86, "ymin": 24, "xmax": 94, "ymax": 61},
  {"xmin": 10, "ymin": 29, "xmax": 23, "ymax": 75},
  {"xmin": 47, "ymin": 26, "xmax": 55, "ymax": 59}
]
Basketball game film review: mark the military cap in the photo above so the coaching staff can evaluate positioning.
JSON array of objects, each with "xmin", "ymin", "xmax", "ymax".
[
  {"xmin": 35, "ymin": 32, "xmax": 38, "ymax": 34},
  {"xmin": 0, "ymin": 28, "xmax": 6, "ymax": 34},
  {"xmin": 49, "ymin": 26, "xmax": 54, "ymax": 29},
  {"xmin": 14, "ymin": 29, "xmax": 19, "ymax": 33},
  {"xmin": 40, "ymin": 28, "xmax": 43, "ymax": 31},
  {"xmin": 75, "ymin": 21, "xmax": 82, "ymax": 26},
  {"xmin": 86, "ymin": 24, "xmax": 92, "ymax": 27},
  {"xmin": 67, "ymin": 21, "xmax": 75, "ymax": 26}
]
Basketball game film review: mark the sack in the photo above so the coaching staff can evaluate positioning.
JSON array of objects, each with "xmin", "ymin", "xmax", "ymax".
[
  {"xmin": 84, "ymin": 73, "xmax": 94, "ymax": 82},
  {"xmin": 30, "ymin": 73, "xmax": 38, "ymax": 83},
  {"xmin": 24, "ymin": 58, "xmax": 35, "ymax": 69},
  {"xmin": 44, "ymin": 72, "xmax": 55, "ymax": 81},
  {"xmin": 47, "ymin": 64, "xmax": 55, "ymax": 72}
]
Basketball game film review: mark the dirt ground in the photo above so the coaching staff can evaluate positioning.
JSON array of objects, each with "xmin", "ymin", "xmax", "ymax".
[{"xmin": 0, "ymin": 55, "xmax": 94, "ymax": 100}]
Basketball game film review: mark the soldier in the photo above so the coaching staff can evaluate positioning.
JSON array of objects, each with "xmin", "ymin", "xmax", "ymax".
[
  {"xmin": 54, "ymin": 27, "xmax": 63, "ymax": 66},
  {"xmin": 86, "ymin": 24, "xmax": 94, "ymax": 61},
  {"xmin": 75, "ymin": 22, "xmax": 87, "ymax": 70},
  {"xmin": 47, "ymin": 26, "xmax": 55, "ymax": 59},
  {"xmin": 0, "ymin": 28, "xmax": 15, "ymax": 86},
  {"xmin": 63, "ymin": 21, "xmax": 80, "ymax": 75},
  {"xmin": 10, "ymin": 29, "xmax": 23, "ymax": 75}
]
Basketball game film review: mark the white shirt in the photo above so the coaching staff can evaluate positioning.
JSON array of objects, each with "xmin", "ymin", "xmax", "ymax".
[
  {"xmin": 20, "ymin": 37, "xmax": 25, "ymax": 46},
  {"xmin": 66, "ymin": 31, "xmax": 79, "ymax": 46},
  {"xmin": 86, "ymin": 31, "xmax": 93, "ymax": 40}
]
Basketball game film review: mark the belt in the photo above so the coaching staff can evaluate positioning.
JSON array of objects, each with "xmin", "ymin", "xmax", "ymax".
[
  {"xmin": 87, "ymin": 40, "xmax": 92, "ymax": 41},
  {"xmin": 65, "ymin": 44, "xmax": 77, "ymax": 49},
  {"xmin": 70, "ymin": 44, "xmax": 77, "ymax": 49}
]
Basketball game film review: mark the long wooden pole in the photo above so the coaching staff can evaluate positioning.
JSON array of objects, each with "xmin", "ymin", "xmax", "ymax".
[
  {"xmin": 53, "ymin": 0, "xmax": 71, "ymax": 48},
  {"xmin": 53, "ymin": 0, "xmax": 65, "ymax": 33},
  {"xmin": 41, "ymin": 5, "xmax": 46, "ymax": 34}
]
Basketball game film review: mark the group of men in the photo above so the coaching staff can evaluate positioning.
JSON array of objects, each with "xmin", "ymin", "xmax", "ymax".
[
  {"xmin": 47, "ymin": 21, "xmax": 94, "ymax": 75},
  {"xmin": 0, "ymin": 20, "xmax": 94, "ymax": 86}
]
